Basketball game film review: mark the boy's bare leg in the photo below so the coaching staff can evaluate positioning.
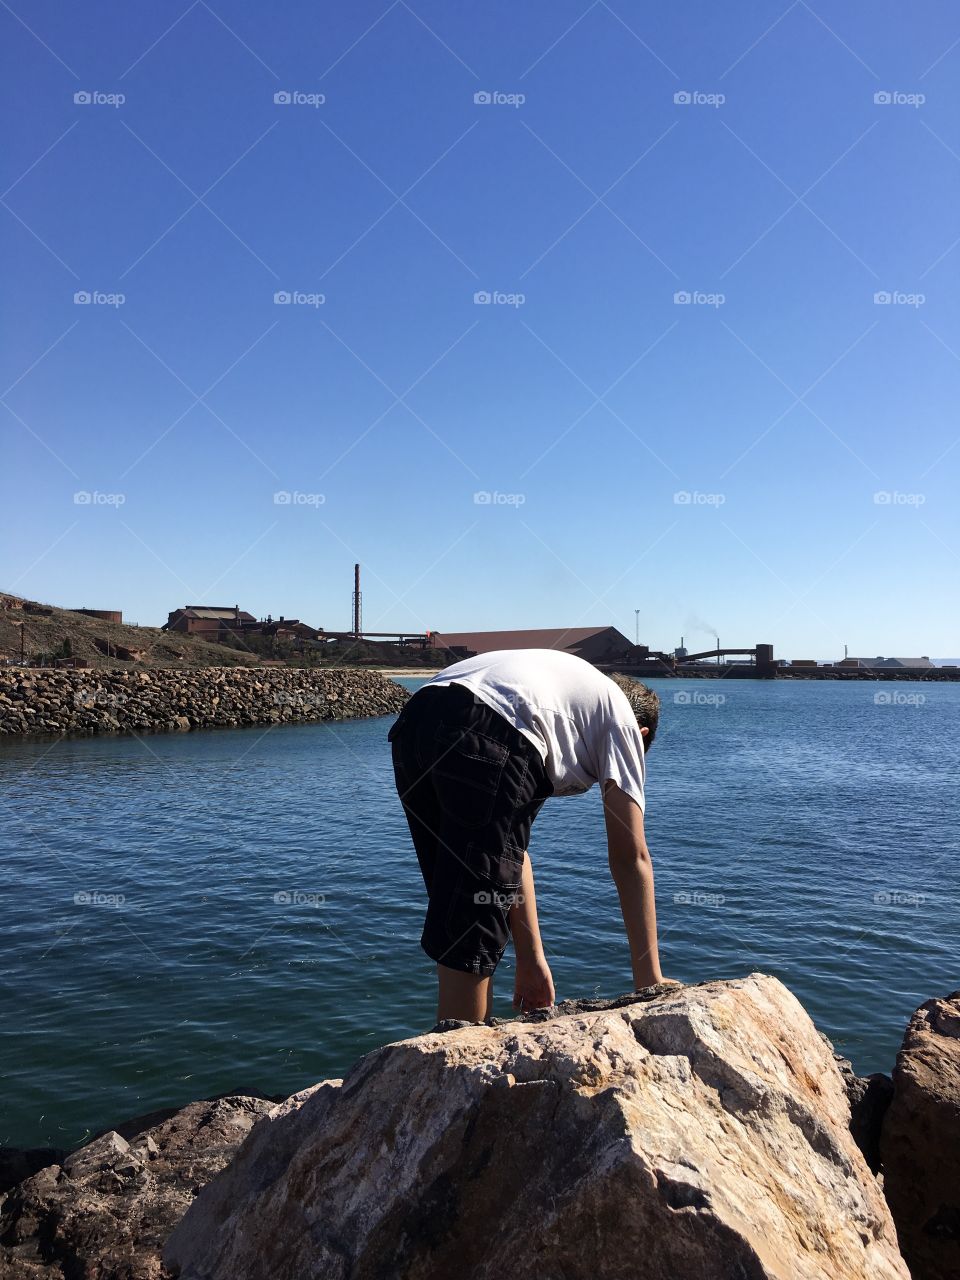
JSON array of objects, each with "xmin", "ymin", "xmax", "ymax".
[{"xmin": 436, "ymin": 965, "xmax": 492, "ymax": 1022}]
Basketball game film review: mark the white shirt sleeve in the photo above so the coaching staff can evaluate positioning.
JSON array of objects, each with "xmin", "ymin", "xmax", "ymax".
[{"xmin": 592, "ymin": 717, "xmax": 647, "ymax": 813}]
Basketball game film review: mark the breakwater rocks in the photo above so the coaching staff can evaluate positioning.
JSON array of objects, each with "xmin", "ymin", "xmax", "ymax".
[
  {"xmin": 0, "ymin": 666, "xmax": 410, "ymax": 738},
  {"xmin": 0, "ymin": 1093, "xmax": 282, "ymax": 1280}
]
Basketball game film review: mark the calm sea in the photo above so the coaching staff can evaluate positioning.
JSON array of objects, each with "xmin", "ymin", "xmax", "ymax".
[{"xmin": 1, "ymin": 677, "xmax": 957, "ymax": 1150}]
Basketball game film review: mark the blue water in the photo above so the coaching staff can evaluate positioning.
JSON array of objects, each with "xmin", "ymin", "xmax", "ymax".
[{"xmin": 1, "ymin": 677, "xmax": 957, "ymax": 1149}]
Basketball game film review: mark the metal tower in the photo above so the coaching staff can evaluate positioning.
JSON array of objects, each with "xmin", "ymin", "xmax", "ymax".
[{"xmin": 352, "ymin": 563, "xmax": 362, "ymax": 638}]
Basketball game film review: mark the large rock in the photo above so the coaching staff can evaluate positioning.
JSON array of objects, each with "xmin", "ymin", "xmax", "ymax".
[
  {"xmin": 0, "ymin": 1094, "xmax": 276, "ymax": 1279},
  {"xmin": 881, "ymin": 990, "xmax": 960, "ymax": 1280},
  {"xmin": 165, "ymin": 975, "xmax": 907, "ymax": 1280}
]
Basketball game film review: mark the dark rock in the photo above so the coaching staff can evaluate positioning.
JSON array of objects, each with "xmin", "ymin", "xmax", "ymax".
[
  {"xmin": 826, "ymin": 1040, "xmax": 895, "ymax": 1175},
  {"xmin": 881, "ymin": 990, "xmax": 960, "ymax": 1280},
  {"xmin": 0, "ymin": 1149, "xmax": 65, "ymax": 1197},
  {"xmin": 847, "ymin": 1072, "xmax": 894, "ymax": 1175},
  {"xmin": 0, "ymin": 1094, "xmax": 274, "ymax": 1280}
]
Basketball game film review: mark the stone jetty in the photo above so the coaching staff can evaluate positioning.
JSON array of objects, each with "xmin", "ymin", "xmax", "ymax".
[{"xmin": 0, "ymin": 666, "xmax": 409, "ymax": 738}]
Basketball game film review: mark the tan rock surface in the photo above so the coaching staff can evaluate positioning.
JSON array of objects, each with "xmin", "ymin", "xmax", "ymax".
[{"xmin": 165, "ymin": 975, "xmax": 907, "ymax": 1280}]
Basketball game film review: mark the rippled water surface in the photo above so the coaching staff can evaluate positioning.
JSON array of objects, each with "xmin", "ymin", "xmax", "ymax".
[{"xmin": 1, "ymin": 677, "xmax": 957, "ymax": 1148}]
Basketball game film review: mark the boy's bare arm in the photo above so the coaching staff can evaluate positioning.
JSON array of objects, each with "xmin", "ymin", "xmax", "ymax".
[
  {"xmin": 603, "ymin": 780, "xmax": 664, "ymax": 988},
  {"xmin": 508, "ymin": 851, "xmax": 555, "ymax": 1010}
]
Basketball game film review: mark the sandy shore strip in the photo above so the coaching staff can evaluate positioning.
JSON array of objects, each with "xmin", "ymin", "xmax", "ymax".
[{"xmin": 372, "ymin": 668, "xmax": 436, "ymax": 677}]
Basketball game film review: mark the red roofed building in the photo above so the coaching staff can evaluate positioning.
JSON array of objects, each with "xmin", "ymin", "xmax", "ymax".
[
  {"xmin": 163, "ymin": 606, "xmax": 321, "ymax": 646},
  {"xmin": 164, "ymin": 606, "xmax": 256, "ymax": 639},
  {"xmin": 428, "ymin": 626, "xmax": 636, "ymax": 664}
]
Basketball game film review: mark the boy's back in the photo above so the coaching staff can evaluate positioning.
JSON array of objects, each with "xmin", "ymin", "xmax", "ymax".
[{"xmin": 423, "ymin": 648, "xmax": 647, "ymax": 810}]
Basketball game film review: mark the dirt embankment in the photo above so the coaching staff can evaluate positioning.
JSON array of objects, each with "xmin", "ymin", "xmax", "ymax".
[{"xmin": 0, "ymin": 597, "xmax": 448, "ymax": 671}]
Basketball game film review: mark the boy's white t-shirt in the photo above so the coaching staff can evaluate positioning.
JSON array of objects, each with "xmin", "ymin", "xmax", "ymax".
[{"xmin": 423, "ymin": 648, "xmax": 647, "ymax": 812}]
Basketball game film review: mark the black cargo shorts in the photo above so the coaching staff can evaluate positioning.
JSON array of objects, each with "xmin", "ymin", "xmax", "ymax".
[{"xmin": 388, "ymin": 682, "xmax": 553, "ymax": 975}]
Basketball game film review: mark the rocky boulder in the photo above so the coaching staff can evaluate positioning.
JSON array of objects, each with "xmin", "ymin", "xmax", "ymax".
[
  {"xmin": 881, "ymin": 990, "xmax": 960, "ymax": 1280},
  {"xmin": 0, "ymin": 1094, "xmax": 277, "ymax": 1280},
  {"xmin": 165, "ymin": 975, "xmax": 907, "ymax": 1280}
]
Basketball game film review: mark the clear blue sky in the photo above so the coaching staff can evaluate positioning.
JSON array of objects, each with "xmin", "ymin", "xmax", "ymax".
[{"xmin": 3, "ymin": 1, "xmax": 959, "ymax": 658}]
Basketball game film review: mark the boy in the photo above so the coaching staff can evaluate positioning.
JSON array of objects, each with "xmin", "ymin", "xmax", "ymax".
[{"xmin": 388, "ymin": 647, "xmax": 666, "ymax": 1022}]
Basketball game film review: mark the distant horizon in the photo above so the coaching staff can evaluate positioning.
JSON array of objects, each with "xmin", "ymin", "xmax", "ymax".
[{"xmin": 4, "ymin": 583, "xmax": 954, "ymax": 666}]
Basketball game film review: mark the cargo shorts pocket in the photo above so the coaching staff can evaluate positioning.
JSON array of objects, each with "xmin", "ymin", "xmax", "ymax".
[
  {"xmin": 444, "ymin": 842, "xmax": 525, "ymax": 950},
  {"xmin": 431, "ymin": 721, "xmax": 508, "ymax": 829}
]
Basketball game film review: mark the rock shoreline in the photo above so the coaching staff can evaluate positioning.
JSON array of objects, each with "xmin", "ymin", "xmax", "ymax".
[
  {"xmin": 1, "ymin": 980, "xmax": 957, "ymax": 1280},
  {"xmin": 0, "ymin": 666, "xmax": 410, "ymax": 738}
]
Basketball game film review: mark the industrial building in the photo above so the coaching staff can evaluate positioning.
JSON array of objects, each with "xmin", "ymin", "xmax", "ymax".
[
  {"xmin": 428, "ymin": 626, "xmax": 637, "ymax": 663},
  {"xmin": 70, "ymin": 608, "xmax": 123, "ymax": 624},
  {"xmin": 163, "ymin": 606, "xmax": 320, "ymax": 645},
  {"xmin": 837, "ymin": 657, "xmax": 936, "ymax": 671},
  {"xmin": 164, "ymin": 606, "xmax": 257, "ymax": 640}
]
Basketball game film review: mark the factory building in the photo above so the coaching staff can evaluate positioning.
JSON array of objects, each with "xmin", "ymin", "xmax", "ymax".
[
  {"xmin": 163, "ymin": 607, "xmax": 320, "ymax": 645},
  {"xmin": 428, "ymin": 626, "xmax": 636, "ymax": 664},
  {"xmin": 837, "ymin": 656, "xmax": 936, "ymax": 670}
]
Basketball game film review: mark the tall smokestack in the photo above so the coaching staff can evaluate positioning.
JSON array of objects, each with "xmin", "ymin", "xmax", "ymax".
[{"xmin": 352, "ymin": 563, "xmax": 362, "ymax": 638}]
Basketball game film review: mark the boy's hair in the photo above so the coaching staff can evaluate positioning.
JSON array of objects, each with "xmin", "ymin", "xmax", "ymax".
[{"xmin": 608, "ymin": 674, "xmax": 660, "ymax": 750}]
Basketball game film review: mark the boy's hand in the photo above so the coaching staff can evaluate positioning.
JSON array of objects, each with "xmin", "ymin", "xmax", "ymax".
[{"xmin": 513, "ymin": 954, "xmax": 555, "ymax": 1011}]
